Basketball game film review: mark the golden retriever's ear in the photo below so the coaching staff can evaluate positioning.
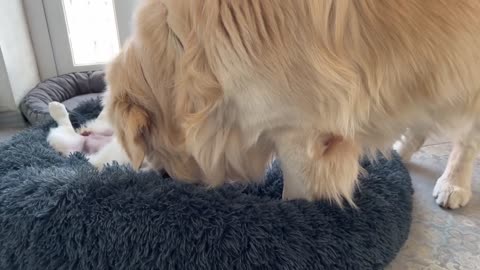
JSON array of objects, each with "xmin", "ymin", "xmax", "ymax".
[{"xmin": 120, "ymin": 105, "xmax": 150, "ymax": 170}]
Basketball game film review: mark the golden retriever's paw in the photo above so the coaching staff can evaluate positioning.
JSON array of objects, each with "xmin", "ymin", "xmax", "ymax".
[
  {"xmin": 49, "ymin": 102, "xmax": 68, "ymax": 122},
  {"xmin": 433, "ymin": 176, "xmax": 472, "ymax": 209}
]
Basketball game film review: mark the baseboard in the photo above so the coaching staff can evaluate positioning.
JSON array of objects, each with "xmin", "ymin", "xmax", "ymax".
[{"xmin": 0, "ymin": 110, "xmax": 28, "ymax": 128}]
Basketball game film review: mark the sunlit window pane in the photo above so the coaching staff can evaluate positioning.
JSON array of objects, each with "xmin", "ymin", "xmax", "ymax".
[{"xmin": 62, "ymin": 0, "xmax": 120, "ymax": 66}]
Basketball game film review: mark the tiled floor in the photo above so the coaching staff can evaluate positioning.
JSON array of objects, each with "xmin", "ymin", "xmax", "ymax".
[
  {"xmin": 388, "ymin": 141, "xmax": 480, "ymax": 269},
  {"xmin": 0, "ymin": 129, "xmax": 479, "ymax": 269}
]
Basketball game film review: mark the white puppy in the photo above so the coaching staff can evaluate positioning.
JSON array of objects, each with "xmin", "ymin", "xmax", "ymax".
[{"xmin": 47, "ymin": 102, "xmax": 130, "ymax": 169}]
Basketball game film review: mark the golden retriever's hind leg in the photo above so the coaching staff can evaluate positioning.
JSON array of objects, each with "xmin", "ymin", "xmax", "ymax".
[
  {"xmin": 275, "ymin": 131, "xmax": 361, "ymax": 206},
  {"xmin": 393, "ymin": 128, "xmax": 427, "ymax": 162}
]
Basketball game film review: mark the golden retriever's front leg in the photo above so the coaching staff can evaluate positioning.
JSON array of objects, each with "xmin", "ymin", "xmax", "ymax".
[
  {"xmin": 275, "ymin": 131, "xmax": 361, "ymax": 205},
  {"xmin": 433, "ymin": 135, "xmax": 477, "ymax": 209}
]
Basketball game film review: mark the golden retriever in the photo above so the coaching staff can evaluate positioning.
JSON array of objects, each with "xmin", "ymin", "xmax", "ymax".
[{"xmin": 103, "ymin": 0, "xmax": 480, "ymax": 208}]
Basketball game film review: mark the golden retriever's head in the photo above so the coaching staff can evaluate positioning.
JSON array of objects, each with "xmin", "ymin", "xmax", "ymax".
[
  {"xmin": 104, "ymin": 0, "xmax": 205, "ymax": 181},
  {"xmin": 105, "ymin": 0, "xmax": 276, "ymax": 185}
]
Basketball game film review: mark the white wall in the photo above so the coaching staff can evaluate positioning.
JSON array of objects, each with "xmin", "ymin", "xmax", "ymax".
[
  {"xmin": 0, "ymin": 47, "xmax": 15, "ymax": 112},
  {"xmin": 115, "ymin": 0, "xmax": 140, "ymax": 44},
  {"xmin": 23, "ymin": 0, "xmax": 57, "ymax": 81},
  {"xmin": 0, "ymin": 0, "xmax": 39, "ymax": 113}
]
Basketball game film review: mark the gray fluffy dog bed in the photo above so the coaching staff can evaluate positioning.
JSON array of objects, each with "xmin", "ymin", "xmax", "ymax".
[
  {"xmin": 19, "ymin": 71, "xmax": 105, "ymax": 125},
  {"xmin": 0, "ymin": 99, "xmax": 413, "ymax": 270}
]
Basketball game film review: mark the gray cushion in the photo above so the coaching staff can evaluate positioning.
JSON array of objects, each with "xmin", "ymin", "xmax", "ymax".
[
  {"xmin": 62, "ymin": 93, "xmax": 102, "ymax": 112},
  {"xmin": 19, "ymin": 71, "xmax": 105, "ymax": 125},
  {"xmin": 0, "ymin": 99, "xmax": 413, "ymax": 270}
]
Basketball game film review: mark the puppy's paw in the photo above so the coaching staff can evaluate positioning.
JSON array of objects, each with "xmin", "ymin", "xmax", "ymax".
[
  {"xmin": 87, "ymin": 155, "xmax": 108, "ymax": 171},
  {"xmin": 433, "ymin": 175, "xmax": 472, "ymax": 209},
  {"xmin": 77, "ymin": 125, "xmax": 113, "ymax": 137},
  {"xmin": 77, "ymin": 127, "xmax": 93, "ymax": 136},
  {"xmin": 49, "ymin": 102, "xmax": 68, "ymax": 121},
  {"xmin": 140, "ymin": 167, "xmax": 151, "ymax": 173}
]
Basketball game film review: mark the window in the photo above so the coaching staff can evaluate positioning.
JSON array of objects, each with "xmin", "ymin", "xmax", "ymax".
[{"xmin": 62, "ymin": 0, "xmax": 120, "ymax": 66}]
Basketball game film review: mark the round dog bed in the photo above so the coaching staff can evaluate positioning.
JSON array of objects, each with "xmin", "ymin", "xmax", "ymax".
[
  {"xmin": 0, "ymin": 100, "xmax": 413, "ymax": 270},
  {"xmin": 19, "ymin": 71, "xmax": 105, "ymax": 125}
]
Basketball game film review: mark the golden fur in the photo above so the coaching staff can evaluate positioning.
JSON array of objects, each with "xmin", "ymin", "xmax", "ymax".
[{"xmin": 104, "ymin": 0, "xmax": 480, "ymax": 205}]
